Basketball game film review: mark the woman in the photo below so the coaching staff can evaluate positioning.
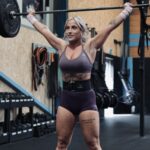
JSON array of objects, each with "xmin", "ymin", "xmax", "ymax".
[{"xmin": 27, "ymin": 3, "xmax": 133, "ymax": 150}]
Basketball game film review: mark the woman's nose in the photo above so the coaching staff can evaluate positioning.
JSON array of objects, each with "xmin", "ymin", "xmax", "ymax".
[{"xmin": 67, "ymin": 28, "xmax": 73, "ymax": 33}]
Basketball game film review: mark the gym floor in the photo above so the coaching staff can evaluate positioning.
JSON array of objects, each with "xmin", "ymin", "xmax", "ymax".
[{"xmin": 0, "ymin": 114, "xmax": 150, "ymax": 150}]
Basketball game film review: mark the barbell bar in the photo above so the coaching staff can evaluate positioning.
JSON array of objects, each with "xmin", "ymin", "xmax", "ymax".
[
  {"xmin": 11, "ymin": 3, "xmax": 150, "ymax": 16},
  {"xmin": 0, "ymin": 0, "xmax": 150, "ymax": 38}
]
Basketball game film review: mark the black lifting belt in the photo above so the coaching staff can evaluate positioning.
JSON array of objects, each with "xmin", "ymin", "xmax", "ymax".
[{"xmin": 32, "ymin": 47, "xmax": 48, "ymax": 91}]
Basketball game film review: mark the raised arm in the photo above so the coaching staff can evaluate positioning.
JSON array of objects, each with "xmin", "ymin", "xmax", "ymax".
[
  {"xmin": 88, "ymin": 2, "xmax": 133, "ymax": 49},
  {"xmin": 26, "ymin": 6, "xmax": 66, "ymax": 51}
]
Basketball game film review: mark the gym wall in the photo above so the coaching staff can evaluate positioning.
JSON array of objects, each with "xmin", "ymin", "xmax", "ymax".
[
  {"xmin": 0, "ymin": 26, "xmax": 52, "ymax": 120},
  {"xmin": 0, "ymin": 0, "xmax": 57, "ymax": 121},
  {"xmin": 130, "ymin": 0, "xmax": 150, "ymax": 57},
  {"xmin": 1, "ymin": 0, "xmax": 150, "ymax": 120},
  {"xmin": 69, "ymin": 0, "xmax": 150, "ymax": 58},
  {"xmin": 1, "ymin": 0, "xmax": 123, "ymax": 112},
  {"xmin": 68, "ymin": 0, "xmax": 124, "ymax": 56}
]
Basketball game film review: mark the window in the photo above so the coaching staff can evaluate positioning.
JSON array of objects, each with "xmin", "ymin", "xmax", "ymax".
[
  {"xmin": 104, "ymin": 57, "xmax": 114, "ymax": 117},
  {"xmin": 105, "ymin": 57, "xmax": 114, "ymax": 91},
  {"xmin": 22, "ymin": 0, "xmax": 54, "ymax": 29}
]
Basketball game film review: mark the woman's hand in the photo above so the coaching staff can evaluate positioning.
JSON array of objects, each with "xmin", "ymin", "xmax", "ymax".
[
  {"xmin": 26, "ymin": 5, "xmax": 36, "ymax": 15},
  {"xmin": 120, "ymin": 2, "xmax": 133, "ymax": 20},
  {"xmin": 26, "ymin": 5, "xmax": 37, "ymax": 24}
]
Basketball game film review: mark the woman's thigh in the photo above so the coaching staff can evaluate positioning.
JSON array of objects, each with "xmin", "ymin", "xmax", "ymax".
[
  {"xmin": 56, "ymin": 106, "xmax": 76, "ymax": 141},
  {"xmin": 79, "ymin": 110, "xmax": 100, "ymax": 142}
]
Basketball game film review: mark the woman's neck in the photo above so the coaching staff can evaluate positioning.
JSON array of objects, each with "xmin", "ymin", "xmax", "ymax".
[{"xmin": 69, "ymin": 41, "xmax": 82, "ymax": 49}]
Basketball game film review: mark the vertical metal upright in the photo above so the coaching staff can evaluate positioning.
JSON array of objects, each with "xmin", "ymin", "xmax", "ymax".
[
  {"xmin": 53, "ymin": 0, "xmax": 67, "ymax": 37},
  {"xmin": 139, "ymin": 12, "xmax": 145, "ymax": 137},
  {"xmin": 136, "ymin": 0, "xmax": 149, "ymax": 136}
]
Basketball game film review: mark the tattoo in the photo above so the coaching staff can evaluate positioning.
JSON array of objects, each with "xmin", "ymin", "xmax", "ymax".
[
  {"xmin": 63, "ymin": 72, "xmax": 91, "ymax": 81},
  {"xmin": 81, "ymin": 118, "xmax": 96, "ymax": 124}
]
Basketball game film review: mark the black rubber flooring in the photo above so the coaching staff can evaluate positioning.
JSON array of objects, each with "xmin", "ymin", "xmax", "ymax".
[{"xmin": 0, "ymin": 114, "xmax": 150, "ymax": 150}]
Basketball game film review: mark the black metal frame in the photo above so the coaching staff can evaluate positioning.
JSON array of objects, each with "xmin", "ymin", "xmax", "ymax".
[
  {"xmin": 136, "ymin": 0, "xmax": 150, "ymax": 137},
  {"xmin": 12, "ymin": 3, "xmax": 150, "ymax": 16}
]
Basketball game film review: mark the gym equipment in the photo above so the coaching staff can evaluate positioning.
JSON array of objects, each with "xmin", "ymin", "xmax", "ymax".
[
  {"xmin": 0, "ymin": 0, "xmax": 149, "ymax": 37},
  {"xmin": 0, "ymin": 0, "xmax": 20, "ymax": 37}
]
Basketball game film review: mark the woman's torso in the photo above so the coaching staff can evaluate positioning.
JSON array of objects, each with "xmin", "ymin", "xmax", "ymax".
[{"xmin": 59, "ymin": 44, "xmax": 96, "ymax": 82}]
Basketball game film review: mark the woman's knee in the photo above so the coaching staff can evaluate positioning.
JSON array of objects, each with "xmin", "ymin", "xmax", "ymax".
[
  {"xmin": 85, "ymin": 138, "xmax": 101, "ymax": 150},
  {"xmin": 56, "ymin": 136, "xmax": 71, "ymax": 149}
]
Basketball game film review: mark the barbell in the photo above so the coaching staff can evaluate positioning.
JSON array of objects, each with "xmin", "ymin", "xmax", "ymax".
[{"xmin": 0, "ymin": 0, "xmax": 150, "ymax": 38}]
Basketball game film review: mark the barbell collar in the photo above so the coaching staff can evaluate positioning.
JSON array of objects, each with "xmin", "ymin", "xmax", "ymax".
[{"xmin": 11, "ymin": 3, "xmax": 150, "ymax": 17}]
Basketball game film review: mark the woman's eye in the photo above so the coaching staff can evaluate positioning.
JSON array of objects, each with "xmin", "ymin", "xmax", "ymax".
[
  {"xmin": 65, "ymin": 25, "xmax": 78, "ymax": 31},
  {"xmin": 65, "ymin": 27, "xmax": 69, "ymax": 30},
  {"xmin": 72, "ymin": 26, "xmax": 77, "ymax": 29}
]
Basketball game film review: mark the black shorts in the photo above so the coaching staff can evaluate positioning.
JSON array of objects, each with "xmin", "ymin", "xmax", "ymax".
[{"xmin": 60, "ymin": 89, "xmax": 98, "ymax": 115}]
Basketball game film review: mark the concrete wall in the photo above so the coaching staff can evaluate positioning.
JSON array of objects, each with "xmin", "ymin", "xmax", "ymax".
[
  {"xmin": 0, "ymin": 27, "xmax": 53, "ymax": 120},
  {"xmin": 0, "ymin": 26, "xmax": 52, "ymax": 101},
  {"xmin": 0, "ymin": 0, "xmax": 54, "ymax": 118}
]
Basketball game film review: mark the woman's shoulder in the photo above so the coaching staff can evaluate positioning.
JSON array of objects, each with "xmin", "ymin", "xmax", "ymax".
[
  {"xmin": 83, "ymin": 40, "xmax": 97, "ymax": 52},
  {"xmin": 58, "ymin": 43, "xmax": 68, "ymax": 56},
  {"xmin": 83, "ymin": 41, "xmax": 97, "ymax": 64}
]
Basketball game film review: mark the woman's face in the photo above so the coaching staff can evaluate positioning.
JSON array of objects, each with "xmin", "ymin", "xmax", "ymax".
[{"xmin": 64, "ymin": 19, "xmax": 82, "ymax": 43}]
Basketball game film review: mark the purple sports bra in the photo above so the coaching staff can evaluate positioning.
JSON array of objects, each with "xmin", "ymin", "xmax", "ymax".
[{"xmin": 59, "ymin": 48, "xmax": 92, "ymax": 74}]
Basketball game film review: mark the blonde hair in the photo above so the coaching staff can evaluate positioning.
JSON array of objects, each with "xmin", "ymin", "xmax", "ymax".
[{"xmin": 64, "ymin": 16, "xmax": 89, "ymax": 43}]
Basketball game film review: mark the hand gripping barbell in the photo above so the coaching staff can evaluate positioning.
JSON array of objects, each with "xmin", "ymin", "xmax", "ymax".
[{"xmin": 0, "ymin": 0, "xmax": 150, "ymax": 38}]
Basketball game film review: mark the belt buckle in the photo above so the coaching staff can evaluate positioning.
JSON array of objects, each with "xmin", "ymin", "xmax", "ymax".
[
  {"xmin": 69, "ymin": 80, "xmax": 75, "ymax": 91},
  {"xmin": 69, "ymin": 80, "xmax": 75, "ymax": 84}
]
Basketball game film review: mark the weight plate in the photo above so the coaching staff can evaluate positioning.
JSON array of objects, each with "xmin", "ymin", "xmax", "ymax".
[{"xmin": 0, "ymin": 0, "xmax": 21, "ymax": 37}]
